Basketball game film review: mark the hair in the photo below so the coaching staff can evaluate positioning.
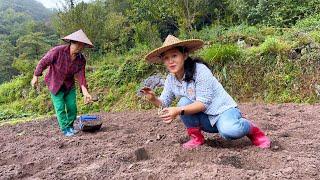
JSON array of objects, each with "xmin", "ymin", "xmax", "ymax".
[
  {"xmin": 176, "ymin": 46, "xmax": 209, "ymax": 82},
  {"xmin": 69, "ymin": 40, "xmax": 77, "ymax": 44}
]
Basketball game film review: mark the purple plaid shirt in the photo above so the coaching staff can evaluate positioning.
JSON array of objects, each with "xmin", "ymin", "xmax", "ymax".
[{"xmin": 34, "ymin": 45, "xmax": 87, "ymax": 95}]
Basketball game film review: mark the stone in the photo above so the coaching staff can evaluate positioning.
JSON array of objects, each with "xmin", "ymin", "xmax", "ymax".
[{"xmin": 282, "ymin": 167, "xmax": 294, "ymax": 174}]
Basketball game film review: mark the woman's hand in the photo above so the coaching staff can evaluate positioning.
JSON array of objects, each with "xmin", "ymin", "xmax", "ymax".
[
  {"xmin": 31, "ymin": 75, "xmax": 39, "ymax": 88},
  {"xmin": 140, "ymin": 87, "xmax": 156, "ymax": 101},
  {"xmin": 80, "ymin": 85, "xmax": 93, "ymax": 104},
  {"xmin": 159, "ymin": 107, "xmax": 182, "ymax": 124},
  {"xmin": 83, "ymin": 92, "xmax": 93, "ymax": 104}
]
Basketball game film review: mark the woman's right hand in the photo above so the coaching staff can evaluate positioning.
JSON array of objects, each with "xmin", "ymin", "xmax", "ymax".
[{"xmin": 140, "ymin": 87, "xmax": 156, "ymax": 101}]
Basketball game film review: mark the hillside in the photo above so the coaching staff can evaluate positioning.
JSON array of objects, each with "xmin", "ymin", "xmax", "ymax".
[
  {"xmin": 0, "ymin": 0, "xmax": 57, "ymax": 84},
  {"xmin": 0, "ymin": 0, "xmax": 319, "ymax": 122},
  {"xmin": 0, "ymin": 0, "xmax": 52, "ymax": 21}
]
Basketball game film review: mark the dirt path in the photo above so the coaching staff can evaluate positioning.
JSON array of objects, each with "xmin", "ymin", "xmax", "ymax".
[{"xmin": 1, "ymin": 103, "xmax": 319, "ymax": 179}]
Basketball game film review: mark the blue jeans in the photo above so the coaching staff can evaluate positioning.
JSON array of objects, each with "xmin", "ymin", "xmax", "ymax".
[{"xmin": 177, "ymin": 97, "xmax": 250, "ymax": 140}]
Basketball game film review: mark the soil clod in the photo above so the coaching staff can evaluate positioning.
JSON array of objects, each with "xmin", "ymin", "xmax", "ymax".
[{"xmin": 134, "ymin": 147, "xmax": 149, "ymax": 161}]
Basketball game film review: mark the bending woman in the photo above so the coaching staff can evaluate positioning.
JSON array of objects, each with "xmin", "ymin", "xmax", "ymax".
[{"xmin": 31, "ymin": 30, "xmax": 93, "ymax": 137}]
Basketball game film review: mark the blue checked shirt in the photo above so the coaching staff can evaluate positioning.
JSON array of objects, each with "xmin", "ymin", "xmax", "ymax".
[{"xmin": 159, "ymin": 63, "xmax": 237, "ymax": 126}]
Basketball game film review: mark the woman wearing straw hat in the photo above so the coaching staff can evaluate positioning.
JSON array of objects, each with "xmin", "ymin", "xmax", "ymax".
[
  {"xmin": 31, "ymin": 29, "xmax": 93, "ymax": 137},
  {"xmin": 141, "ymin": 35, "xmax": 271, "ymax": 149}
]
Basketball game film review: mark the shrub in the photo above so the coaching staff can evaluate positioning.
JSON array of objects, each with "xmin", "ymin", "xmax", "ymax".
[
  {"xmin": 0, "ymin": 75, "xmax": 30, "ymax": 103},
  {"xmin": 200, "ymin": 44, "xmax": 242, "ymax": 66},
  {"xmin": 294, "ymin": 13, "xmax": 320, "ymax": 31},
  {"xmin": 259, "ymin": 36, "xmax": 291, "ymax": 55}
]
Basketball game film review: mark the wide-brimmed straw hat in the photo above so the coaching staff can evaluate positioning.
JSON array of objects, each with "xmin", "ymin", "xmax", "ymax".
[
  {"xmin": 145, "ymin": 35, "xmax": 204, "ymax": 63},
  {"xmin": 62, "ymin": 29, "xmax": 94, "ymax": 48}
]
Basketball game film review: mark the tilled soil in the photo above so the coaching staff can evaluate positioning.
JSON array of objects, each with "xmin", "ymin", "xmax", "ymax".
[{"xmin": 0, "ymin": 103, "xmax": 319, "ymax": 180}]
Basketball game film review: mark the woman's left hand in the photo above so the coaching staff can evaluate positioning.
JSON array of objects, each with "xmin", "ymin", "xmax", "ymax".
[
  {"xmin": 159, "ymin": 107, "xmax": 181, "ymax": 124},
  {"xmin": 83, "ymin": 93, "xmax": 93, "ymax": 104}
]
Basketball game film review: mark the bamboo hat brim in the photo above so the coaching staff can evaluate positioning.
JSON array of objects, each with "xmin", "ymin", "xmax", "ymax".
[
  {"xmin": 62, "ymin": 29, "xmax": 94, "ymax": 48},
  {"xmin": 145, "ymin": 35, "xmax": 204, "ymax": 63}
]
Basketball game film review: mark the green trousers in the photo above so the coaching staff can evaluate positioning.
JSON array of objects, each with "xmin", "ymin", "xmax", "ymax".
[{"xmin": 50, "ymin": 88, "xmax": 77, "ymax": 131}]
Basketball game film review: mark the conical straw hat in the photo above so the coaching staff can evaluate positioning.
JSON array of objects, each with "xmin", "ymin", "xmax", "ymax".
[
  {"xmin": 62, "ymin": 29, "xmax": 93, "ymax": 48},
  {"xmin": 145, "ymin": 35, "xmax": 204, "ymax": 63}
]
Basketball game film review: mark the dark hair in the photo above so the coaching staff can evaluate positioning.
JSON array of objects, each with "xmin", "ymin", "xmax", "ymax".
[{"xmin": 176, "ymin": 46, "xmax": 209, "ymax": 82}]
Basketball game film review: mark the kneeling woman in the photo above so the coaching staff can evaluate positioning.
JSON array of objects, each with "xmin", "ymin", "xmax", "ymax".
[{"xmin": 141, "ymin": 35, "xmax": 271, "ymax": 149}]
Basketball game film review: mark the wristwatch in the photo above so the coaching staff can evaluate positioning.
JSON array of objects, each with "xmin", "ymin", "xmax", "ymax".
[{"xmin": 180, "ymin": 107, "xmax": 185, "ymax": 115}]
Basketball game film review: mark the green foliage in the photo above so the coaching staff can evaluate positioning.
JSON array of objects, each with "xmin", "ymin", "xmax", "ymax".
[
  {"xmin": 0, "ymin": 0, "xmax": 52, "ymax": 21},
  {"xmin": 0, "ymin": 108, "xmax": 30, "ymax": 120},
  {"xmin": 53, "ymin": 1, "xmax": 134, "ymax": 53},
  {"xmin": 225, "ymin": 0, "xmax": 320, "ymax": 27},
  {"xmin": 294, "ymin": 13, "xmax": 320, "ymax": 31},
  {"xmin": 201, "ymin": 44, "xmax": 242, "ymax": 66},
  {"xmin": 12, "ymin": 59, "xmax": 37, "ymax": 75},
  {"xmin": 0, "ymin": 2, "xmax": 58, "ymax": 84},
  {"xmin": 0, "ymin": 40, "xmax": 17, "ymax": 83},
  {"xmin": 126, "ymin": 0, "xmax": 227, "ymax": 39},
  {"xmin": 259, "ymin": 36, "xmax": 291, "ymax": 55},
  {"xmin": 2, "ymin": 0, "xmax": 320, "ymax": 123},
  {"xmin": 192, "ymin": 24, "xmax": 318, "ymax": 104},
  {"xmin": 133, "ymin": 21, "xmax": 161, "ymax": 48},
  {"xmin": 16, "ymin": 32, "xmax": 51, "ymax": 60},
  {"xmin": 0, "ymin": 75, "xmax": 30, "ymax": 103},
  {"xmin": 189, "ymin": 25, "xmax": 225, "ymax": 42}
]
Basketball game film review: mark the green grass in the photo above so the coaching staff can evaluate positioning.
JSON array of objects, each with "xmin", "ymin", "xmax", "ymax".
[
  {"xmin": 0, "ymin": 115, "xmax": 52, "ymax": 126},
  {"xmin": 0, "ymin": 24, "xmax": 319, "ymax": 123}
]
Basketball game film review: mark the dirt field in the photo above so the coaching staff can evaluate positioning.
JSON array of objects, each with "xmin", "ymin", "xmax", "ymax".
[{"xmin": 1, "ymin": 103, "xmax": 319, "ymax": 180}]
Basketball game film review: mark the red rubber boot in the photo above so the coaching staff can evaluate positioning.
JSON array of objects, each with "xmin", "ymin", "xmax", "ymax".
[
  {"xmin": 182, "ymin": 127, "xmax": 205, "ymax": 149},
  {"xmin": 247, "ymin": 123, "xmax": 271, "ymax": 148}
]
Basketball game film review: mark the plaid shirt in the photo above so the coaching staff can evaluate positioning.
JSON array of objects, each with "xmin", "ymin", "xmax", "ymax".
[
  {"xmin": 34, "ymin": 45, "xmax": 87, "ymax": 95},
  {"xmin": 159, "ymin": 63, "xmax": 237, "ymax": 125}
]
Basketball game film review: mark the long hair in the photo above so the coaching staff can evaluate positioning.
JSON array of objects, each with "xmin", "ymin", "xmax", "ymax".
[{"xmin": 176, "ymin": 46, "xmax": 209, "ymax": 82}]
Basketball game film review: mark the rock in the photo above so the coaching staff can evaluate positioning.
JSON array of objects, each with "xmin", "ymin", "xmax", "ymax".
[
  {"xmin": 310, "ymin": 164, "xmax": 316, "ymax": 168},
  {"xmin": 58, "ymin": 143, "xmax": 64, "ymax": 149},
  {"xmin": 92, "ymin": 95, "xmax": 99, "ymax": 102},
  {"xmin": 272, "ymin": 171, "xmax": 283, "ymax": 177},
  {"xmin": 315, "ymin": 84, "xmax": 320, "ymax": 97},
  {"xmin": 282, "ymin": 167, "xmax": 294, "ymax": 174},
  {"xmin": 286, "ymin": 156, "xmax": 292, "ymax": 161},
  {"xmin": 128, "ymin": 164, "xmax": 134, "ymax": 169},
  {"xmin": 301, "ymin": 48, "xmax": 307, "ymax": 55},
  {"xmin": 145, "ymin": 139, "xmax": 153, "ymax": 144},
  {"xmin": 247, "ymin": 170, "xmax": 256, "ymax": 176},
  {"xmin": 273, "ymin": 145, "xmax": 279, "ymax": 150},
  {"xmin": 156, "ymin": 134, "xmax": 165, "ymax": 141},
  {"xmin": 147, "ymin": 174, "xmax": 156, "ymax": 180},
  {"xmin": 289, "ymin": 50, "xmax": 298, "ymax": 59},
  {"xmin": 309, "ymin": 42, "xmax": 319, "ymax": 49}
]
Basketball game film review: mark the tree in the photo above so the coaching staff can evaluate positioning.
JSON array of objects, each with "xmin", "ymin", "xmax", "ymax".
[
  {"xmin": 225, "ymin": 0, "xmax": 320, "ymax": 27},
  {"xmin": 16, "ymin": 32, "xmax": 51, "ymax": 60},
  {"xmin": 126, "ymin": 0, "xmax": 227, "ymax": 38},
  {"xmin": 0, "ymin": 3, "xmax": 57, "ymax": 83},
  {"xmin": 0, "ymin": 40, "xmax": 18, "ymax": 83},
  {"xmin": 0, "ymin": 0, "xmax": 52, "ymax": 21},
  {"xmin": 52, "ymin": 0, "xmax": 134, "ymax": 53}
]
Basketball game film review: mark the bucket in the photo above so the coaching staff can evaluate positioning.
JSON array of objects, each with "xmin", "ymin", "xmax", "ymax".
[{"xmin": 78, "ymin": 115, "xmax": 102, "ymax": 132}]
